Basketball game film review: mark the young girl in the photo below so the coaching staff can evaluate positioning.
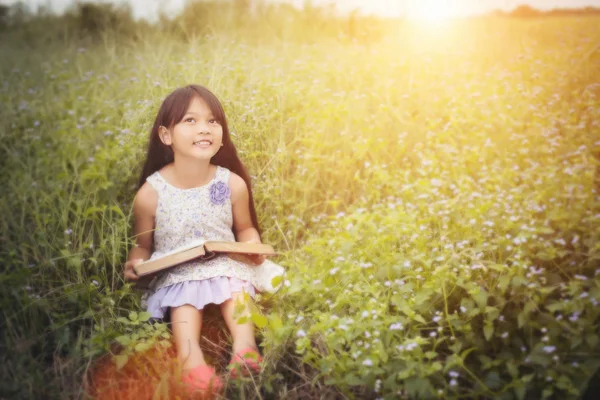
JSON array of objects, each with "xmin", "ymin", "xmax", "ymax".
[{"xmin": 123, "ymin": 84, "xmax": 265, "ymax": 396}]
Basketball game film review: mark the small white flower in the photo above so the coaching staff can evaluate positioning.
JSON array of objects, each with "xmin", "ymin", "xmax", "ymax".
[
  {"xmin": 91, "ymin": 280, "xmax": 99, "ymax": 286},
  {"xmin": 329, "ymin": 267, "xmax": 339, "ymax": 275},
  {"xmin": 460, "ymin": 306, "xmax": 467, "ymax": 313},
  {"xmin": 432, "ymin": 316, "xmax": 441, "ymax": 323},
  {"xmin": 569, "ymin": 313, "xmax": 580, "ymax": 322},
  {"xmin": 430, "ymin": 331, "xmax": 437, "ymax": 337},
  {"xmin": 295, "ymin": 315, "xmax": 304, "ymax": 323},
  {"xmin": 543, "ymin": 346, "xmax": 556, "ymax": 353},
  {"xmin": 362, "ymin": 359, "xmax": 373, "ymax": 366},
  {"xmin": 449, "ymin": 378, "xmax": 458, "ymax": 386},
  {"xmin": 448, "ymin": 370, "xmax": 459, "ymax": 378},
  {"xmin": 389, "ymin": 323, "xmax": 403, "ymax": 331},
  {"xmin": 501, "ymin": 332, "xmax": 509, "ymax": 339},
  {"xmin": 65, "ymin": 228, "xmax": 73, "ymax": 235},
  {"xmin": 296, "ymin": 329, "xmax": 306, "ymax": 337}
]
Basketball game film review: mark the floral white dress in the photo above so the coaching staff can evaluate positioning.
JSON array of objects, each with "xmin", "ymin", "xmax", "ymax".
[{"xmin": 141, "ymin": 165, "xmax": 257, "ymax": 319}]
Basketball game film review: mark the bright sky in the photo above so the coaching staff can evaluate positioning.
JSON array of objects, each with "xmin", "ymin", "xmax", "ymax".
[{"xmin": 3, "ymin": 0, "xmax": 600, "ymax": 20}]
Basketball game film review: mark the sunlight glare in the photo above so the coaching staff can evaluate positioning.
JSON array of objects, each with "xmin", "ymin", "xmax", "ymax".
[{"xmin": 407, "ymin": 0, "xmax": 455, "ymax": 22}]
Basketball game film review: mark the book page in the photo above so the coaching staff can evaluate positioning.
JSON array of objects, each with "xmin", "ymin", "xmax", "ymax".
[{"xmin": 148, "ymin": 239, "xmax": 207, "ymax": 261}]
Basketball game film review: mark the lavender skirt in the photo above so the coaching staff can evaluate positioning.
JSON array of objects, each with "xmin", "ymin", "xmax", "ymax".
[{"xmin": 146, "ymin": 277, "xmax": 256, "ymax": 319}]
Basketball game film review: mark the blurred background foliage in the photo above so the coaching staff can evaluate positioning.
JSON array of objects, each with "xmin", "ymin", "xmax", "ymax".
[{"xmin": 1, "ymin": 0, "xmax": 600, "ymax": 399}]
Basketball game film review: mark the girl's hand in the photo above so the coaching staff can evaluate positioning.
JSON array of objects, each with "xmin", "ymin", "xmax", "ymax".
[
  {"xmin": 124, "ymin": 258, "xmax": 144, "ymax": 281},
  {"xmin": 228, "ymin": 239, "xmax": 266, "ymax": 265},
  {"xmin": 228, "ymin": 253, "xmax": 266, "ymax": 266}
]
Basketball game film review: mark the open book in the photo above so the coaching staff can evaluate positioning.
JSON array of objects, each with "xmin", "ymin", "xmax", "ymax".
[{"xmin": 133, "ymin": 239, "xmax": 277, "ymax": 277}]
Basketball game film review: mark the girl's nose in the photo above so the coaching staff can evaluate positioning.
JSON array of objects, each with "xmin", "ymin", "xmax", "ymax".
[{"xmin": 197, "ymin": 123, "xmax": 211, "ymax": 133}]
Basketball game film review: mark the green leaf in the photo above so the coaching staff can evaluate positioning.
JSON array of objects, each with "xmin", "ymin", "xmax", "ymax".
[
  {"xmin": 251, "ymin": 313, "xmax": 268, "ymax": 328},
  {"xmin": 485, "ymin": 306, "xmax": 500, "ymax": 321},
  {"xmin": 473, "ymin": 289, "xmax": 489, "ymax": 309},
  {"xmin": 271, "ymin": 275, "xmax": 283, "ymax": 288},
  {"xmin": 405, "ymin": 377, "xmax": 434, "ymax": 398},
  {"xmin": 460, "ymin": 347, "xmax": 477, "ymax": 361},
  {"xmin": 586, "ymin": 334, "xmax": 599, "ymax": 348},
  {"xmin": 498, "ymin": 275, "xmax": 511, "ymax": 294},
  {"xmin": 449, "ymin": 341, "xmax": 462, "ymax": 354},
  {"xmin": 484, "ymin": 371, "xmax": 503, "ymax": 390},
  {"xmin": 542, "ymin": 388, "xmax": 554, "ymax": 399},
  {"xmin": 507, "ymin": 360, "xmax": 519, "ymax": 378},
  {"xmin": 138, "ymin": 311, "xmax": 151, "ymax": 322},
  {"xmin": 67, "ymin": 257, "xmax": 82, "ymax": 270},
  {"xmin": 236, "ymin": 316, "xmax": 248, "ymax": 325},
  {"xmin": 529, "ymin": 353, "xmax": 550, "ymax": 367},
  {"xmin": 484, "ymin": 321, "xmax": 494, "ymax": 341},
  {"xmin": 344, "ymin": 374, "xmax": 364, "ymax": 386},
  {"xmin": 115, "ymin": 335, "xmax": 131, "ymax": 346},
  {"xmin": 546, "ymin": 302, "xmax": 563, "ymax": 313},
  {"xmin": 514, "ymin": 384, "xmax": 526, "ymax": 400},
  {"xmin": 135, "ymin": 342, "xmax": 152, "ymax": 353},
  {"xmin": 412, "ymin": 313, "xmax": 426, "ymax": 324},
  {"xmin": 129, "ymin": 311, "xmax": 138, "ymax": 322},
  {"xmin": 269, "ymin": 314, "xmax": 283, "ymax": 331},
  {"xmin": 114, "ymin": 354, "xmax": 128, "ymax": 370},
  {"xmin": 488, "ymin": 264, "xmax": 507, "ymax": 272},
  {"xmin": 110, "ymin": 205, "xmax": 125, "ymax": 218}
]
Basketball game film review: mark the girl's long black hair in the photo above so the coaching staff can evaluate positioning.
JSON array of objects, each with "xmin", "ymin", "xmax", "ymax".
[{"xmin": 137, "ymin": 84, "xmax": 261, "ymax": 237}]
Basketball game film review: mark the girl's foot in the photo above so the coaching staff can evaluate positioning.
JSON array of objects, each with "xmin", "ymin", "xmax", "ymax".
[
  {"xmin": 228, "ymin": 347, "xmax": 263, "ymax": 378},
  {"xmin": 182, "ymin": 364, "xmax": 224, "ymax": 397}
]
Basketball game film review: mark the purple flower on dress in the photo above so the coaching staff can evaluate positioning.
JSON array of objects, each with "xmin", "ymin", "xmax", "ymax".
[{"xmin": 209, "ymin": 181, "xmax": 230, "ymax": 205}]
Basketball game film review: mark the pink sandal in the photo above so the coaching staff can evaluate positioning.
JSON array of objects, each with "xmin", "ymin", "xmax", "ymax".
[
  {"xmin": 182, "ymin": 364, "xmax": 224, "ymax": 396},
  {"xmin": 228, "ymin": 347, "xmax": 263, "ymax": 378}
]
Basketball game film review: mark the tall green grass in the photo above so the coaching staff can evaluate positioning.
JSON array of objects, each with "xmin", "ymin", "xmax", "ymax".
[{"xmin": 1, "ymin": 2, "xmax": 599, "ymax": 399}]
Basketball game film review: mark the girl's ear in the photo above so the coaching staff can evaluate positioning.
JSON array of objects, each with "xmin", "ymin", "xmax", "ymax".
[{"xmin": 158, "ymin": 126, "xmax": 172, "ymax": 146}]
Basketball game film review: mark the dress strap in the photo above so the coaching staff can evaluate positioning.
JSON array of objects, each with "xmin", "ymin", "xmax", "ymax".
[
  {"xmin": 216, "ymin": 165, "xmax": 231, "ymax": 183},
  {"xmin": 146, "ymin": 171, "xmax": 166, "ymax": 193}
]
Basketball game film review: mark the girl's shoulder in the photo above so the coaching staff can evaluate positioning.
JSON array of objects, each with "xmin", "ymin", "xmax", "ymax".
[
  {"xmin": 134, "ymin": 181, "xmax": 158, "ymax": 216},
  {"xmin": 226, "ymin": 170, "xmax": 248, "ymax": 204}
]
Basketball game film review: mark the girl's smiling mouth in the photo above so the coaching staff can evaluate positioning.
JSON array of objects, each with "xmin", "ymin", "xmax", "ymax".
[{"xmin": 193, "ymin": 139, "xmax": 213, "ymax": 147}]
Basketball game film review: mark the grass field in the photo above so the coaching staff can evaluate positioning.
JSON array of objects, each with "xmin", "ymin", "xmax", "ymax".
[{"xmin": 1, "ymin": 2, "xmax": 599, "ymax": 399}]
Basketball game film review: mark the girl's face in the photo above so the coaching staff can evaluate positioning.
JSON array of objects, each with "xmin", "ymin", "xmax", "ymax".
[{"xmin": 160, "ymin": 96, "xmax": 224, "ymax": 161}]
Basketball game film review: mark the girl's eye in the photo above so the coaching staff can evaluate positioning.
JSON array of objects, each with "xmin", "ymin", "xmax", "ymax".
[
  {"xmin": 209, "ymin": 119, "xmax": 218, "ymax": 124},
  {"xmin": 185, "ymin": 118, "xmax": 195, "ymax": 123}
]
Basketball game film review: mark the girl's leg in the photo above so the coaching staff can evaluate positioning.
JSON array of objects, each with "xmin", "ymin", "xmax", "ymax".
[
  {"xmin": 220, "ymin": 291, "xmax": 258, "ymax": 354},
  {"xmin": 170, "ymin": 304, "xmax": 207, "ymax": 370}
]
